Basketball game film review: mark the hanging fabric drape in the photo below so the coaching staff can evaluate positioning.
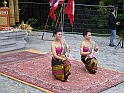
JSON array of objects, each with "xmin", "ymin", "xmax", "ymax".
[
  {"xmin": 64, "ymin": 0, "xmax": 75, "ymax": 26},
  {"xmin": 13, "ymin": 0, "xmax": 19, "ymax": 23},
  {"xmin": 9, "ymin": 0, "xmax": 15, "ymax": 26},
  {"xmin": 42, "ymin": 0, "xmax": 64, "ymax": 40}
]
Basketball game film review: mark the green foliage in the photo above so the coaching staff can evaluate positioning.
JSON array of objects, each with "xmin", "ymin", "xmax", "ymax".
[
  {"xmin": 100, "ymin": 0, "xmax": 123, "ymax": 6},
  {"xmin": 72, "ymin": 0, "xmax": 100, "ymax": 4},
  {"xmin": 96, "ymin": 8, "xmax": 109, "ymax": 27},
  {"xmin": 92, "ymin": 1, "xmax": 111, "ymax": 28},
  {"xmin": 26, "ymin": 18, "xmax": 38, "ymax": 27},
  {"xmin": 117, "ymin": 13, "xmax": 124, "ymax": 35},
  {"xmin": 21, "ymin": 20, "xmax": 24, "ymax": 24},
  {"xmin": 100, "ymin": 0, "xmax": 124, "ymax": 35}
]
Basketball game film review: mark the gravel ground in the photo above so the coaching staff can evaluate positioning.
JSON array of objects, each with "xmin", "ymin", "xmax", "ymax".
[{"xmin": 0, "ymin": 31, "xmax": 124, "ymax": 93}]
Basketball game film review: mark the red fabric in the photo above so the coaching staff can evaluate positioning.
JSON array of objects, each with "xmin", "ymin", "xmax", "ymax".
[
  {"xmin": 50, "ymin": 8, "xmax": 56, "ymax": 21},
  {"xmin": 59, "ymin": 0, "xmax": 64, "ymax": 4},
  {"xmin": 0, "ymin": 51, "xmax": 124, "ymax": 93},
  {"xmin": 0, "ymin": 51, "xmax": 43, "ymax": 64},
  {"xmin": 49, "ymin": 0, "xmax": 60, "ymax": 20},
  {"xmin": 64, "ymin": 0, "xmax": 74, "ymax": 26}
]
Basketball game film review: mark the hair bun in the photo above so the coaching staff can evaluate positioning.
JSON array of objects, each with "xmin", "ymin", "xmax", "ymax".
[{"xmin": 52, "ymin": 27, "xmax": 62, "ymax": 37}]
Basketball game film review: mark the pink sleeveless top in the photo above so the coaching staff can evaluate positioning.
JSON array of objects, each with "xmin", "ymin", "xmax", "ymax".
[
  {"xmin": 83, "ymin": 47, "xmax": 94, "ymax": 58},
  {"xmin": 56, "ymin": 47, "xmax": 62, "ymax": 55},
  {"xmin": 83, "ymin": 47, "xmax": 89, "ymax": 56},
  {"xmin": 83, "ymin": 47, "xmax": 89, "ymax": 52}
]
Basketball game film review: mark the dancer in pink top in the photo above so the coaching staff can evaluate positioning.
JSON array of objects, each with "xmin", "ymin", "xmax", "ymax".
[
  {"xmin": 80, "ymin": 29, "xmax": 98, "ymax": 74},
  {"xmin": 51, "ymin": 27, "xmax": 71, "ymax": 82}
]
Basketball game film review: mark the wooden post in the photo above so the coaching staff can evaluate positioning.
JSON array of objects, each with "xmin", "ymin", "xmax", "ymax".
[
  {"xmin": 13, "ymin": 0, "xmax": 20, "ymax": 25},
  {"xmin": 9, "ymin": 0, "xmax": 15, "ymax": 26}
]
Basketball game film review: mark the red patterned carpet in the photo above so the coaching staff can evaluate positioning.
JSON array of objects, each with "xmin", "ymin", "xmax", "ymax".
[{"xmin": 0, "ymin": 51, "xmax": 124, "ymax": 93}]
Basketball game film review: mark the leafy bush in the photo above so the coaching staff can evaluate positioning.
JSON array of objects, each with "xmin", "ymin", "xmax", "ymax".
[
  {"xmin": 117, "ymin": 13, "xmax": 124, "ymax": 36},
  {"xmin": 26, "ymin": 18, "xmax": 38, "ymax": 27}
]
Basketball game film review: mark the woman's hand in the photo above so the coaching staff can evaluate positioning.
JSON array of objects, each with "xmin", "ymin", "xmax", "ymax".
[
  {"xmin": 89, "ymin": 49, "xmax": 93, "ymax": 54},
  {"xmin": 67, "ymin": 46, "xmax": 71, "ymax": 52},
  {"xmin": 94, "ymin": 43, "xmax": 98, "ymax": 52},
  {"xmin": 62, "ymin": 58, "xmax": 66, "ymax": 61}
]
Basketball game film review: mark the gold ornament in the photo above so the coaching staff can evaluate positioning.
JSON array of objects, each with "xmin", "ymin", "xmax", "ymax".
[{"xmin": 2, "ymin": 0, "xmax": 7, "ymax": 7}]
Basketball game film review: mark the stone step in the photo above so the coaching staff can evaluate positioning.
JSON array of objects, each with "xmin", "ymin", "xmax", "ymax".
[
  {"xmin": 0, "ymin": 31, "xmax": 26, "ymax": 37},
  {"xmin": 0, "ymin": 41, "xmax": 17, "ymax": 49},
  {"xmin": 0, "ymin": 36, "xmax": 26, "ymax": 43},
  {"xmin": 0, "ymin": 30, "xmax": 26, "ymax": 53},
  {"xmin": 0, "ymin": 41, "xmax": 16, "ymax": 46},
  {"xmin": 0, "ymin": 44, "xmax": 25, "ymax": 53},
  {"xmin": 0, "ymin": 36, "xmax": 8, "ymax": 40},
  {"xmin": 8, "ymin": 34, "xmax": 26, "ymax": 39},
  {"xmin": 0, "ymin": 38, "xmax": 14, "ymax": 43}
]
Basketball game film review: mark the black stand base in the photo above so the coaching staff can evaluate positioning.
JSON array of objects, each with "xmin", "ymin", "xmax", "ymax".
[{"xmin": 115, "ymin": 37, "xmax": 124, "ymax": 49}]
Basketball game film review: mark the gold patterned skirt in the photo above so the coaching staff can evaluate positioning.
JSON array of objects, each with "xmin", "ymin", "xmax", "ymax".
[
  {"xmin": 51, "ymin": 58, "xmax": 71, "ymax": 82},
  {"xmin": 81, "ymin": 56, "xmax": 98, "ymax": 74}
]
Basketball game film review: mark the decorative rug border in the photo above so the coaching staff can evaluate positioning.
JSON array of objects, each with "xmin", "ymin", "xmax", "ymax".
[
  {"xmin": 0, "ymin": 49, "xmax": 53, "ymax": 93},
  {"xmin": 0, "ymin": 72, "xmax": 53, "ymax": 93},
  {"xmin": 0, "ymin": 49, "xmax": 124, "ymax": 93}
]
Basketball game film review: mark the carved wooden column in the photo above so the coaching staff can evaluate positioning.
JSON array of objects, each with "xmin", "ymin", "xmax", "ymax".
[
  {"xmin": 14, "ymin": 0, "xmax": 19, "ymax": 25},
  {"xmin": 9, "ymin": 0, "xmax": 15, "ymax": 26}
]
